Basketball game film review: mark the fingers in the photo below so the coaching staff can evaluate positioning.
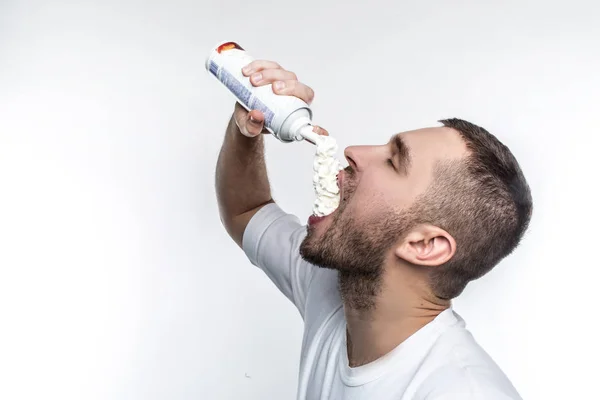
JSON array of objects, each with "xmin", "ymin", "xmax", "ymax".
[
  {"xmin": 272, "ymin": 80, "xmax": 315, "ymax": 105},
  {"xmin": 302, "ymin": 125, "xmax": 329, "ymax": 145},
  {"xmin": 234, "ymin": 103, "xmax": 265, "ymax": 137},
  {"xmin": 242, "ymin": 60, "xmax": 282, "ymax": 76},
  {"xmin": 242, "ymin": 59, "xmax": 315, "ymax": 105},
  {"xmin": 312, "ymin": 125, "xmax": 329, "ymax": 136},
  {"xmin": 247, "ymin": 68, "xmax": 298, "ymax": 87}
]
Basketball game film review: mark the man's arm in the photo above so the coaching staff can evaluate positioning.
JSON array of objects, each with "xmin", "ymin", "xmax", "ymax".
[
  {"xmin": 215, "ymin": 59, "xmax": 315, "ymax": 248},
  {"xmin": 215, "ymin": 106, "xmax": 273, "ymax": 248}
]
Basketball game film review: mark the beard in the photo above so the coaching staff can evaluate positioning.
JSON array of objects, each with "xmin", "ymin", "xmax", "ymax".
[{"xmin": 300, "ymin": 167, "xmax": 413, "ymax": 310}]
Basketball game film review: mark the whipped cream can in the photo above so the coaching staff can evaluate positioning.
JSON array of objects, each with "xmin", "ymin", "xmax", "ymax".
[{"xmin": 206, "ymin": 41, "xmax": 313, "ymax": 143}]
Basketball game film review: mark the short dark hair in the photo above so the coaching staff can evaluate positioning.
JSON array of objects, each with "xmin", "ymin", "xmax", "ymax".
[{"xmin": 416, "ymin": 118, "xmax": 533, "ymax": 299}]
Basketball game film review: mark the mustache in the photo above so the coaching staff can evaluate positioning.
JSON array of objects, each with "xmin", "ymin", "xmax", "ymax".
[
  {"xmin": 340, "ymin": 166, "xmax": 357, "ymax": 203},
  {"xmin": 343, "ymin": 165, "xmax": 355, "ymax": 178}
]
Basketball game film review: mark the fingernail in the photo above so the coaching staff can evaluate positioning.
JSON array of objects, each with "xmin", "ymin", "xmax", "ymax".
[
  {"xmin": 273, "ymin": 81, "xmax": 285, "ymax": 90},
  {"xmin": 242, "ymin": 65, "xmax": 252, "ymax": 74},
  {"xmin": 249, "ymin": 116, "xmax": 259, "ymax": 123},
  {"xmin": 251, "ymin": 73, "xmax": 262, "ymax": 83}
]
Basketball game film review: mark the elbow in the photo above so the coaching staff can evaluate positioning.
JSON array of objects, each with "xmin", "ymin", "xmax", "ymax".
[
  {"xmin": 218, "ymin": 200, "xmax": 275, "ymax": 248},
  {"xmin": 219, "ymin": 212, "xmax": 244, "ymax": 249}
]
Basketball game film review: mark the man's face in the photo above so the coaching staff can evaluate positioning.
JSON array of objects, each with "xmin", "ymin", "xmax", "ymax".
[{"xmin": 299, "ymin": 127, "xmax": 467, "ymax": 278}]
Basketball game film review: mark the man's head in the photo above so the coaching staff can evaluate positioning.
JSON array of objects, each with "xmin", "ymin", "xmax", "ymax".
[{"xmin": 300, "ymin": 118, "xmax": 532, "ymax": 306}]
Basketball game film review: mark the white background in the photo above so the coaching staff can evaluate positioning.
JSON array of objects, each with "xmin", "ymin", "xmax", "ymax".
[{"xmin": 1, "ymin": 1, "xmax": 599, "ymax": 399}]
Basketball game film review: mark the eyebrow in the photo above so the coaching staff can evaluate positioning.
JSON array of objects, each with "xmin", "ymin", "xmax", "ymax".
[{"xmin": 391, "ymin": 135, "xmax": 412, "ymax": 173}]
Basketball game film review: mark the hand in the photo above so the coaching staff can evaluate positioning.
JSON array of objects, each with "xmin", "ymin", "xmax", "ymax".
[{"xmin": 233, "ymin": 60, "xmax": 316, "ymax": 138}]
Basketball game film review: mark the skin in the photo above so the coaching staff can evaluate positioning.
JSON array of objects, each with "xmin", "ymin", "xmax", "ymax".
[{"xmin": 216, "ymin": 60, "xmax": 469, "ymax": 368}]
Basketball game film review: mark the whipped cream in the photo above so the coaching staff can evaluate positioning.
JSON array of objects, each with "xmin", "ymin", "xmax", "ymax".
[{"xmin": 311, "ymin": 135, "xmax": 343, "ymax": 216}]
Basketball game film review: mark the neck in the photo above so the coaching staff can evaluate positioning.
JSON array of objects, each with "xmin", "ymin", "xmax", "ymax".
[{"xmin": 340, "ymin": 267, "xmax": 450, "ymax": 368}]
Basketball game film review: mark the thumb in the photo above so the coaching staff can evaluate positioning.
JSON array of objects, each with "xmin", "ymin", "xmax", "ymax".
[
  {"xmin": 246, "ymin": 110, "xmax": 265, "ymax": 137},
  {"xmin": 237, "ymin": 109, "xmax": 265, "ymax": 138}
]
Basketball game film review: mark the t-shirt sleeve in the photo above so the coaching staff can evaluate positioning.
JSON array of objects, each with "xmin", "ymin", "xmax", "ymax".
[{"xmin": 242, "ymin": 203, "xmax": 316, "ymax": 319}]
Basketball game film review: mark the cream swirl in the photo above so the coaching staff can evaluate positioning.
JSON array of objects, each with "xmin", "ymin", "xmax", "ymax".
[{"xmin": 312, "ymin": 135, "xmax": 342, "ymax": 216}]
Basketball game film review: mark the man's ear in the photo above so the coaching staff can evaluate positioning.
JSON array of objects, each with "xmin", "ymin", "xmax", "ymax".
[{"xmin": 395, "ymin": 224, "xmax": 456, "ymax": 267}]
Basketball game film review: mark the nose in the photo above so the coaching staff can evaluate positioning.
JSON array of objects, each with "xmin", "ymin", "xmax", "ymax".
[
  {"xmin": 344, "ymin": 146, "xmax": 358, "ymax": 171},
  {"xmin": 344, "ymin": 145, "xmax": 376, "ymax": 172}
]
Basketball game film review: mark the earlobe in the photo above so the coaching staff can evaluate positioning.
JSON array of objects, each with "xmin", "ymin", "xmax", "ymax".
[{"xmin": 395, "ymin": 226, "xmax": 456, "ymax": 267}]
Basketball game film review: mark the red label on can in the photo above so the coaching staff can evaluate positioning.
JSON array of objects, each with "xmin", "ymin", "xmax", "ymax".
[{"xmin": 217, "ymin": 42, "xmax": 244, "ymax": 53}]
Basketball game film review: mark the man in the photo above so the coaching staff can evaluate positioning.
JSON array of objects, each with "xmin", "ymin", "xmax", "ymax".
[{"xmin": 215, "ymin": 59, "xmax": 532, "ymax": 400}]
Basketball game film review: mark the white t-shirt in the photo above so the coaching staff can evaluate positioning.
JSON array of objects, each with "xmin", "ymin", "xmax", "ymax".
[{"xmin": 242, "ymin": 203, "xmax": 522, "ymax": 400}]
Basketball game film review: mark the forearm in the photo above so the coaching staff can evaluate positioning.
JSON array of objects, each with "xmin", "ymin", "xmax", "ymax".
[{"xmin": 215, "ymin": 116, "xmax": 274, "ymax": 245}]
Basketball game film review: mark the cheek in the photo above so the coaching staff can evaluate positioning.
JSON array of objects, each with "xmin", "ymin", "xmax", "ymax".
[
  {"xmin": 343, "ymin": 186, "xmax": 387, "ymax": 221},
  {"xmin": 353, "ymin": 176, "xmax": 387, "ymax": 202},
  {"xmin": 354, "ymin": 172, "xmax": 418, "ymax": 212}
]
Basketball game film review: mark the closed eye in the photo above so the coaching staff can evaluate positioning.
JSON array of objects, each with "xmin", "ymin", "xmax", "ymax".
[
  {"xmin": 387, "ymin": 158, "xmax": 396, "ymax": 170},
  {"xmin": 389, "ymin": 134, "xmax": 411, "ymax": 175}
]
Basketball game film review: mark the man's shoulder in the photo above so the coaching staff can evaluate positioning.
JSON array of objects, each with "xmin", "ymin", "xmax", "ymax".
[
  {"xmin": 418, "ymin": 364, "xmax": 521, "ymax": 399},
  {"xmin": 414, "ymin": 326, "xmax": 522, "ymax": 399}
]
